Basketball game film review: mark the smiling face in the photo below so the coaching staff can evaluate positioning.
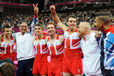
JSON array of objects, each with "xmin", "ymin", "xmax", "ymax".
[
  {"xmin": 78, "ymin": 22, "xmax": 91, "ymax": 35},
  {"xmin": 35, "ymin": 26, "xmax": 43, "ymax": 35},
  {"xmin": 4, "ymin": 27, "xmax": 12, "ymax": 36},
  {"xmin": 67, "ymin": 17, "xmax": 76, "ymax": 30},
  {"xmin": 46, "ymin": 23, "xmax": 56, "ymax": 36},
  {"xmin": 78, "ymin": 24, "xmax": 86, "ymax": 34},
  {"xmin": 19, "ymin": 22, "xmax": 28, "ymax": 34}
]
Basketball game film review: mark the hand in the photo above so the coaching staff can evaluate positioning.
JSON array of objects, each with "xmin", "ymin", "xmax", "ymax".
[
  {"xmin": 50, "ymin": 5, "xmax": 55, "ymax": 10},
  {"xmin": 33, "ymin": 3, "xmax": 39, "ymax": 14},
  {"xmin": 95, "ymin": 31, "xmax": 101, "ymax": 38}
]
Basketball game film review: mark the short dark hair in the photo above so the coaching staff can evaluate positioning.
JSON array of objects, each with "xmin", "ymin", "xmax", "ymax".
[
  {"xmin": 3, "ymin": 25, "xmax": 12, "ymax": 32},
  {"xmin": 0, "ymin": 63, "xmax": 15, "ymax": 76},
  {"xmin": 67, "ymin": 15, "xmax": 76, "ymax": 22},
  {"xmin": 35, "ymin": 23, "xmax": 43, "ymax": 30}
]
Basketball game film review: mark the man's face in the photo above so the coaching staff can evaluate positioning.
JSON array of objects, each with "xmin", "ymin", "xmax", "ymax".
[
  {"xmin": 19, "ymin": 23, "xmax": 28, "ymax": 34},
  {"xmin": 4, "ymin": 28, "xmax": 12, "ymax": 36},
  {"xmin": 35, "ymin": 26, "xmax": 42, "ymax": 35},
  {"xmin": 67, "ymin": 17, "xmax": 76, "ymax": 30},
  {"xmin": 47, "ymin": 24, "xmax": 56, "ymax": 36},
  {"xmin": 95, "ymin": 18, "xmax": 103, "ymax": 31}
]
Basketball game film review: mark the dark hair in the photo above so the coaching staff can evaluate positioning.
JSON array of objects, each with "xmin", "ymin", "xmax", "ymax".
[
  {"xmin": 0, "ymin": 63, "xmax": 15, "ymax": 76},
  {"xmin": 3, "ymin": 25, "xmax": 12, "ymax": 32},
  {"xmin": 35, "ymin": 23, "xmax": 43, "ymax": 30},
  {"xmin": 67, "ymin": 15, "xmax": 76, "ymax": 22}
]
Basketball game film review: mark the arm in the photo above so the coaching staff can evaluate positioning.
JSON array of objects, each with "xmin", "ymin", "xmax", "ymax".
[
  {"xmin": 50, "ymin": 5, "xmax": 68, "ymax": 31},
  {"xmin": 33, "ymin": 3, "xmax": 39, "ymax": 24},
  {"xmin": 31, "ymin": 3, "xmax": 39, "ymax": 35}
]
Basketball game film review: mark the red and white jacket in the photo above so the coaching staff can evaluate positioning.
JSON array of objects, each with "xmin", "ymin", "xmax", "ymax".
[
  {"xmin": 47, "ymin": 35, "xmax": 64, "ymax": 62},
  {"xmin": 33, "ymin": 35, "xmax": 48, "ymax": 61},
  {"xmin": 64, "ymin": 29, "xmax": 82, "ymax": 58},
  {"xmin": 0, "ymin": 35, "xmax": 16, "ymax": 61}
]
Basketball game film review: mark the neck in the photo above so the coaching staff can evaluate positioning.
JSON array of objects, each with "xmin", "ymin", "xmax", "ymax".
[
  {"xmin": 21, "ymin": 32, "xmax": 25, "ymax": 35},
  {"xmin": 70, "ymin": 28, "xmax": 76, "ymax": 32},
  {"xmin": 50, "ymin": 34, "xmax": 56, "ymax": 40},
  {"xmin": 37, "ymin": 34, "xmax": 42, "ymax": 39},
  {"xmin": 4, "ymin": 35, "xmax": 10, "ymax": 40}
]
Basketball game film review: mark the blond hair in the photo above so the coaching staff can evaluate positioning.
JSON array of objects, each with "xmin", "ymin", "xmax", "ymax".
[
  {"xmin": 46, "ymin": 22, "xmax": 56, "ymax": 27},
  {"xmin": 79, "ymin": 22, "xmax": 91, "ymax": 30}
]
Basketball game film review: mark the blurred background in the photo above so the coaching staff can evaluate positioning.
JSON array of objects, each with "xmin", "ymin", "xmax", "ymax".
[{"xmin": 0, "ymin": 0, "xmax": 114, "ymax": 33}]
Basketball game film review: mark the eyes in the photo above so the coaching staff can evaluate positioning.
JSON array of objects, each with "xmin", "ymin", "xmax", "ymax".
[
  {"xmin": 35, "ymin": 28, "xmax": 41, "ymax": 30},
  {"xmin": 20, "ymin": 26, "xmax": 27, "ymax": 28},
  {"xmin": 5, "ymin": 30, "xmax": 12, "ymax": 32},
  {"xmin": 47, "ymin": 27, "xmax": 54, "ymax": 30},
  {"xmin": 69, "ymin": 20, "xmax": 76, "ymax": 23}
]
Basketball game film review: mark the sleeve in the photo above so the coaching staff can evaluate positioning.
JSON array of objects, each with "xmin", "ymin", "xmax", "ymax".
[
  {"xmin": 12, "ymin": 33, "xmax": 17, "ymax": 39},
  {"xmin": 30, "ymin": 16, "xmax": 38, "ymax": 35}
]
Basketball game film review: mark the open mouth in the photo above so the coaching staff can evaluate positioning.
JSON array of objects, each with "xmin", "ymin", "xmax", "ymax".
[{"xmin": 70, "ymin": 24, "xmax": 75, "ymax": 27}]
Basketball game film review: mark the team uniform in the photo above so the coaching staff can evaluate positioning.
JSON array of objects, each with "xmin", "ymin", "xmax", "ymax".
[
  {"xmin": 47, "ymin": 35, "xmax": 64, "ymax": 76},
  {"xmin": 63, "ymin": 29, "xmax": 83, "ymax": 75},
  {"xmin": 99, "ymin": 25, "xmax": 114, "ymax": 76},
  {"xmin": 81, "ymin": 32, "xmax": 102, "ymax": 76},
  {"xmin": 32, "ymin": 35, "xmax": 48, "ymax": 75},
  {"xmin": 0, "ymin": 35, "xmax": 16, "ymax": 61}
]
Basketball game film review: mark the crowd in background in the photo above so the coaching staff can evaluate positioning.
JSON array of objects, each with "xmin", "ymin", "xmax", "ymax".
[{"xmin": 0, "ymin": 8, "xmax": 114, "ymax": 33}]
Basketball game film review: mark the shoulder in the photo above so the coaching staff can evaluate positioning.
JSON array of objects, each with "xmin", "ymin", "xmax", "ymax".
[
  {"xmin": 33, "ymin": 36, "xmax": 37, "ymax": 42},
  {"xmin": 107, "ymin": 32, "xmax": 114, "ymax": 38},
  {"xmin": 12, "ymin": 32, "xmax": 21, "ymax": 37},
  {"xmin": 59, "ymin": 35, "xmax": 64, "ymax": 39},
  {"xmin": 64, "ymin": 29, "xmax": 69, "ymax": 34},
  {"xmin": 58, "ymin": 35, "xmax": 64, "ymax": 43},
  {"xmin": 110, "ymin": 25, "xmax": 114, "ymax": 34},
  {"xmin": 45, "ymin": 36, "xmax": 49, "ymax": 42},
  {"xmin": 26, "ymin": 33, "xmax": 34, "ymax": 38}
]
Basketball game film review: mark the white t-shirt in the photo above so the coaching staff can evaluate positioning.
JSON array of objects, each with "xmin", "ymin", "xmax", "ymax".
[
  {"xmin": 81, "ymin": 32, "xmax": 102, "ymax": 75},
  {"xmin": 12, "ymin": 32, "xmax": 35, "ymax": 61}
]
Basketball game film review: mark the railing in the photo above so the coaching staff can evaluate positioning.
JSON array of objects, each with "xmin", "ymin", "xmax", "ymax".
[
  {"xmin": 48, "ymin": 0, "xmax": 112, "ymax": 6},
  {"xmin": 0, "ymin": 2, "xmax": 32, "ymax": 6}
]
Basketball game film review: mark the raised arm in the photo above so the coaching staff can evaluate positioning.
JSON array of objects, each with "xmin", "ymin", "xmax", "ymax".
[
  {"xmin": 50, "ymin": 5, "xmax": 68, "ymax": 31},
  {"xmin": 31, "ymin": 3, "xmax": 39, "ymax": 35},
  {"xmin": 33, "ymin": 3, "xmax": 39, "ymax": 24}
]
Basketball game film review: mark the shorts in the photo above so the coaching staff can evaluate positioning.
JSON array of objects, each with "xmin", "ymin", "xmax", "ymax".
[
  {"xmin": 48, "ymin": 61, "xmax": 63, "ymax": 76},
  {"xmin": 32, "ymin": 60, "xmax": 48, "ymax": 75},
  {"xmin": 63, "ymin": 57, "xmax": 82, "ymax": 75}
]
